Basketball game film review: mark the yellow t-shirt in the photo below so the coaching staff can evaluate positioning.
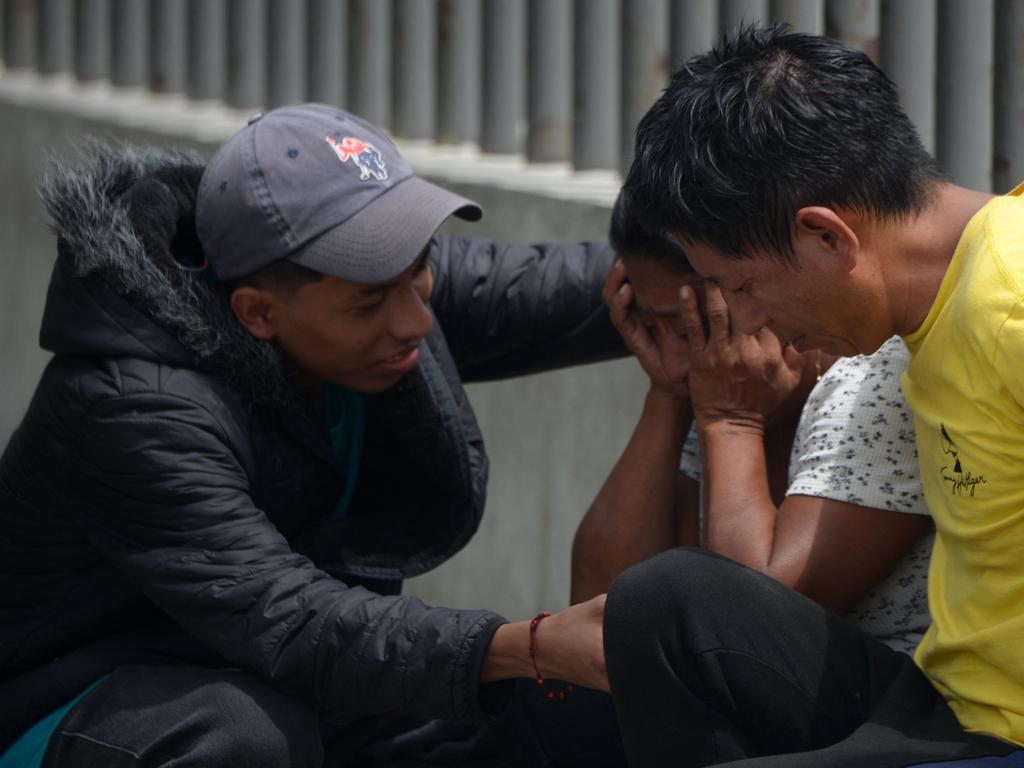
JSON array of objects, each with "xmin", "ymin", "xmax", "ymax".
[{"xmin": 903, "ymin": 184, "xmax": 1024, "ymax": 745}]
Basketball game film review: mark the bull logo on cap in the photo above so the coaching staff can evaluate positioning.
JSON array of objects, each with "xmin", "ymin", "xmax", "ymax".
[{"xmin": 326, "ymin": 135, "xmax": 389, "ymax": 182}]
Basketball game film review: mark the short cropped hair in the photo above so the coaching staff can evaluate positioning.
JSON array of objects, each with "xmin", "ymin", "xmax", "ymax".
[
  {"xmin": 622, "ymin": 24, "xmax": 943, "ymax": 263},
  {"xmin": 609, "ymin": 189, "xmax": 694, "ymax": 273},
  {"xmin": 231, "ymin": 258, "xmax": 324, "ymax": 295}
]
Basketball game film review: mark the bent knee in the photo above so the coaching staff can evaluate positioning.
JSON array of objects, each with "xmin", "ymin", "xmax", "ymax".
[
  {"xmin": 607, "ymin": 548, "xmax": 733, "ymax": 617},
  {"xmin": 604, "ymin": 549, "xmax": 762, "ymax": 652},
  {"xmin": 204, "ymin": 676, "xmax": 322, "ymax": 768}
]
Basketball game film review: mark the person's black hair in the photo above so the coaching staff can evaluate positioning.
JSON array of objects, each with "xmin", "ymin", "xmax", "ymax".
[
  {"xmin": 622, "ymin": 23, "xmax": 944, "ymax": 264},
  {"xmin": 231, "ymin": 259, "xmax": 325, "ymax": 295},
  {"xmin": 609, "ymin": 189, "xmax": 694, "ymax": 273}
]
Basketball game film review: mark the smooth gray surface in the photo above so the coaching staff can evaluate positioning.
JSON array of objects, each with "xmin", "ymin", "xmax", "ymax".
[
  {"xmin": 826, "ymin": 0, "xmax": 879, "ymax": 60},
  {"xmin": 151, "ymin": 0, "xmax": 186, "ymax": 94},
  {"xmin": 111, "ymin": 0, "xmax": 147, "ymax": 87},
  {"xmin": 75, "ymin": 0, "xmax": 111, "ymax": 81},
  {"xmin": 267, "ymin": 0, "xmax": 306, "ymax": 108},
  {"xmin": 227, "ymin": 0, "xmax": 266, "ymax": 109},
  {"xmin": 621, "ymin": 0, "xmax": 669, "ymax": 172},
  {"xmin": 393, "ymin": 0, "xmax": 437, "ymax": 140},
  {"xmin": 37, "ymin": 0, "xmax": 72, "ymax": 74},
  {"xmin": 527, "ymin": 0, "xmax": 571, "ymax": 163},
  {"xmin": 5, "ymin": 0, "xmax": 37, "ymax": 69},
  {"xmin": 881, "ymin": 0, "xmax": 936, "ymax": 153},
  {"xmin": 721, "ymin": 0, "xmax": 769, "ymax": 29},
  {"xmin": 771, "ymin": 0, "xmax": 824, "ymax": 32},
  {"xmin": 438, "ymin": 0, "xmax": 482, "ymax": 145},
  {"xmin": 187, "ymin": 0, "xmax": 226, "ymax": 101},
  {"xmin": 482, "ymin": 0, "xmax": 526, "ymax": 154},
  {"xmin": 573, "ymin": 0, "xmax": 619, "ymax": 170},
  {"xmin": 307, "ymin": 0, "xmax": 347, "ymax": 107},
  {"xmin": 994, "ymin": 0, "xmax": 1024, "ymax": 193},
  {"xmin": 937, "ymin": 0, "xmax": 993, "ymax": 191}
]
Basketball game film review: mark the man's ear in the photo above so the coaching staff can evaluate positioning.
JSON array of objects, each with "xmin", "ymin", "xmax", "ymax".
[
  {"xmin": 229, "ymin": 286, "xmax": 279, "ymax": 340},
  {"xmin": 794, "ymin": 206, "xmax": 859, "ymax": 273}
]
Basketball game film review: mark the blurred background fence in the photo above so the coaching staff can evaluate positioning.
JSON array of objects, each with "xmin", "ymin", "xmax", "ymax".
[
  {"xmin": 0, "ymin": 0, "xmax": 1019, "ymax": 619},
  {"xmin": 2, "ymin": 0, "xmax": 1022, "ymax": 190}
]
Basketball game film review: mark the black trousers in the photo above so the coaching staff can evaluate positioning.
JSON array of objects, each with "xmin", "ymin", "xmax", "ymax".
[
  {"xmin": 41, "ymin": 664, "xmax": 626, "ymax": 768},
  {"xmin": 603, "ymin": 548, "xmax": 1016, "ymax": 768}
]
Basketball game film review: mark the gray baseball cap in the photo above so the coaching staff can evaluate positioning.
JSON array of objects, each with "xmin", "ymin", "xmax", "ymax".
[{"xmin": 196, "ymin": 103, "xmax": 482, "ymax": 282}]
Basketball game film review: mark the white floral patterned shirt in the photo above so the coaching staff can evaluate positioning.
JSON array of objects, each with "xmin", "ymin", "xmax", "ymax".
[{"xmin": 680, "ymin": 336, "xmax": 933, "ymax": 654}]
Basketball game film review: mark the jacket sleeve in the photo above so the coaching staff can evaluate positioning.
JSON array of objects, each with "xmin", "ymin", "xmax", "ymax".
[
  {"xmin": 428, "ymin": 234, "xmax": 627, "ymax": 382},
  {"xmin": 68, "ymin": 390, "xmax": 507, "ymax": 722}
]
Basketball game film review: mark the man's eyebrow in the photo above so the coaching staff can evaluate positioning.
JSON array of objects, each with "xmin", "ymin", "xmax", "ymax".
[{"xmin": 358, "ymin": 250, "xmax": 430, "ymax": 296}]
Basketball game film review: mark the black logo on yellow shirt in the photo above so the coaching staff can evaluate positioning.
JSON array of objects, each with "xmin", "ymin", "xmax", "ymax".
[{"xmin": 940, "ymin": 423, "xmax": 986, "ymax": 497}]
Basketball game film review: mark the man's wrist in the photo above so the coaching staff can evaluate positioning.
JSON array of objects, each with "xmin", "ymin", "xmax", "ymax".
[
  {"xmin": 480, "ymin": 620, "xmax": 532, "ymax": 683},
  {"xmin": 645, "ymin": 386, "xmax": 691, "ymax": 409},
  {"xmin": 696, "ymin": 412, "xmax": 766, "ymax": 436}
]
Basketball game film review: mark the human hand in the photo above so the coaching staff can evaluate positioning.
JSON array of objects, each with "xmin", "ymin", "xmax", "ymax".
[
  {"xmin": 532, "ymin": 594, "xmax": 609, "ymax": 692},
  {"xmin": 678, "ymin": 282, "xmax": 803, "ymax": 430},
  {"xmin": 603, "ymin": 260, "xmax": 689, "ymax": 398}
]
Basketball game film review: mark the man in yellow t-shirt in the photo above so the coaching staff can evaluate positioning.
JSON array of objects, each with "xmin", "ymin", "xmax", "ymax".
[
  {"xmin": 903, "ymin": 186, "xmax": 1024, "ymax": 744},
  {"xmin": 599, "ymin": 22, "xmax": 1024, "ymax": 768}
]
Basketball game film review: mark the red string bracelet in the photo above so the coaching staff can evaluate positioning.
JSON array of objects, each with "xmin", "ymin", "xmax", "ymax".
[{"xmin": 528, "ymin": 611, "xmax": 574, "ymax": 701}]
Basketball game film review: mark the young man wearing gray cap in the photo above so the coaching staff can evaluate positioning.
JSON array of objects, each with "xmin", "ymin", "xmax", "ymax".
[{"xmin": 0, "ymin": 105, "xmax": 623, "ymax": 767}]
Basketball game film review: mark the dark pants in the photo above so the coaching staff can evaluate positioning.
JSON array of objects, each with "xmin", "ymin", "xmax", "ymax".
[
  {"xmin": 604, "ymin": 548, "xmax": 1016, "ymax": 768},
  {"xmin": 42, "ymin": 665, "xmax": 626, "ymax": 768}
]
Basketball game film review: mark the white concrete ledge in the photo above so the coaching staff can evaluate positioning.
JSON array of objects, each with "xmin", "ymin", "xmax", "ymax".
[{"xmin": 0, "ymin": 69, "xmax": 622, "ymax": 209}]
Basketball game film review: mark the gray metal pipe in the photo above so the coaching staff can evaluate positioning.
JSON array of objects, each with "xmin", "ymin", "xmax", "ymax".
[
  {"xmin": 528, "ymin": 0, "xmax": 571, "ymax": 162},
  {"xmin": 771, "ymin": 0, "xmax": 825, "ymax": 32},
  {"xmin": 5, "ymin": 0, "xmax": 38, "ymax": 69},
  {"xmin": 622, "ymin": 0, "xmax": 669, "ymax": 172},
  {"xmin": 307, "ymin": 0, "xmax": 346, "ymax": 106},
  {"xmin": 573, "ymin": 0, "xmax": 619, "ymax": 170},
  {"xmin": 75, "ymin": 0, "xmax": 110, "ymax": 81},
  {"xmin": 483, "ymin": 0, "xmax": 526, "ymax": 154},
  {"xmin": 349, "ymin": 0, "xmax": 392, "ymax": 128},
  {"xmin": 267, "ymin": 0, "xmax": 306, "ymax": 107},
  {"xmin": 394, "ymin": 0, "xmax": 437, "ymax": 139},
  {"xmin": 150, "ymin": 0, "xmax": 186, "ymax": 94},
  {"xmin": 187, "ymin": 0, "xmax": 226, "ymax": 100},
  {"xmin": 672, "ymin": 0, "xmax": 717, "ymax": 65},
  {"xmin": 995, "ymin": 0, "xmax": 1024, "ymax": 191},
  {"xmin": 880, "ymin": 0, "xmax": 936, "ymax": 153},
  {"xmin": 111, "ymin": 0, "xmax": 148, "ymax": 87},
  {"xmin": 826, "ymin": 0, "xmax": 879, "ymax": 60},
  {"xmin": 38, "ymin": 0, "xmax": 72, "ymax": 74},
  {"xmin": 438, "ymin": 0, "xmax": 482, "ymax": 145},
  {"xmin": 937, "ymin": 0, "xmax": 994, "ymax": 190},
  {"xmin": 721, "ymin": 0, "xmax": 770, "ymax": 31},
  {"xmin": 228, "ymin": 0, "xmax": 266, "ymax": 109}
]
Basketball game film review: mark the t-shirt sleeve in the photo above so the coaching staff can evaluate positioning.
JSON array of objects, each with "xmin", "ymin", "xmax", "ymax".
[
  {"xmin": 678, "ymin": 422, "xmax": 702, "ymax": 481},
  {"xmin": 785, "ymin": 337, "xmax": 929, "ymax": 515},
  {"xmin": 994, "ymin": 298, "xmax": 1024, "ymax": 410}
]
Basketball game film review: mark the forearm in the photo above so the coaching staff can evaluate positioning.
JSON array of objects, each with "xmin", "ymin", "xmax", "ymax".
[
  {"xmin": 480, "ymin": 620, "xmax": 533, "ymax": 682},
  {"xmin": 571, "ymin": 390, "xmax": 692, "ymax": 603},
  {"xmin": 481, "ymin": 596, "xmax": 608, "ymax": 692},
  {"xmin": 700, "ymin": 419, "xmax": 779, "ymax": 570}
]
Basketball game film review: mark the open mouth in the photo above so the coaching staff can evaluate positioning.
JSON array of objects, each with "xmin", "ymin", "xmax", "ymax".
[{"xmin": 378, "ymin": 345, "xmax": 421, "ymax": 373}]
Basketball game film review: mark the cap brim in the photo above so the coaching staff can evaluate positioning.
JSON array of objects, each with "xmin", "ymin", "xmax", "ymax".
[{"xmin": 288, "ymin": 176, "xmax": 482, "ymax": 283}]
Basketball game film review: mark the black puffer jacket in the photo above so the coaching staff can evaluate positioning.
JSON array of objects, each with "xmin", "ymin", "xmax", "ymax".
[{"xmin": 0, "ymin": 147, "xmax": 622, "ymax": 750}]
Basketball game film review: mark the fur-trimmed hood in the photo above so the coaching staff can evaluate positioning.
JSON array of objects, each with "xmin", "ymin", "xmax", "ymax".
[{"xmin": 38, "ymin": 144, "xmax": 293, "ymax": 404}]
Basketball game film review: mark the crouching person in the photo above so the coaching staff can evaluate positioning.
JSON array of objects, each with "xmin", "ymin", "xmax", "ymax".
[{"xmin": 0, "ymin": 105, "xmax": 621, "ymax": 768}]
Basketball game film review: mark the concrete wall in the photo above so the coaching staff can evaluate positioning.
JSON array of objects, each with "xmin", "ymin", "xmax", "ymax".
[{"xmin": 0, "ymin": 73, "xmax": 648, "ymax": 621}]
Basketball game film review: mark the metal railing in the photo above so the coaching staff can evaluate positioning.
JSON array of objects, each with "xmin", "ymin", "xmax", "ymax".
[{"xmin": 1, "ymin": 0, "xmax": 1019, "ymax": 190}]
